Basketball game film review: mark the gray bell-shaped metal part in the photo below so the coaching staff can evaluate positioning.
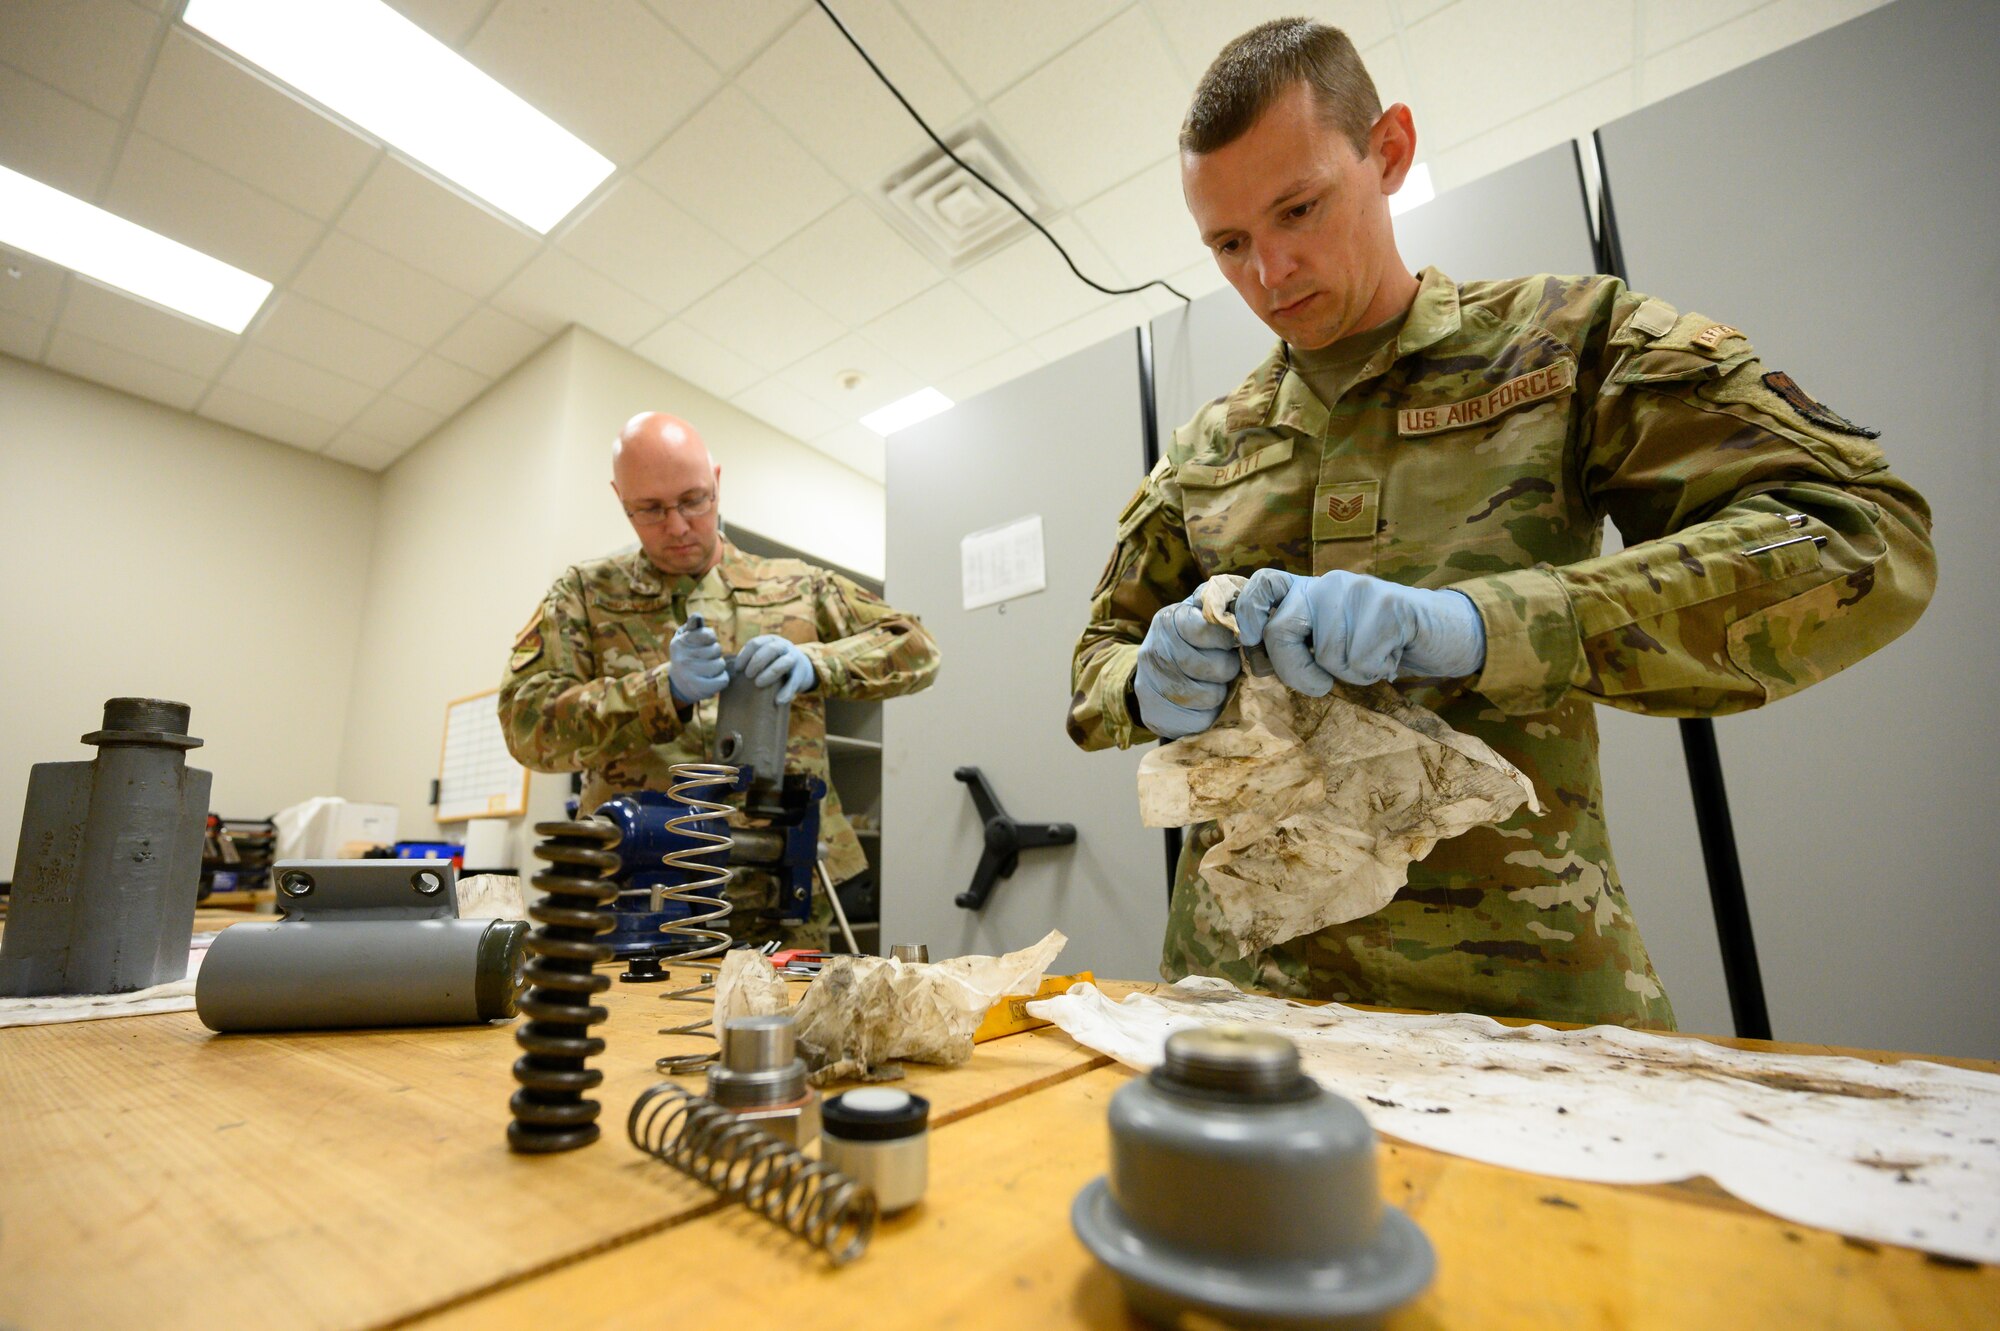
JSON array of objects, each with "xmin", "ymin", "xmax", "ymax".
[{"xmin": 1072, "ymin": 1023, "xmax": 1434, "ymax": 1330}]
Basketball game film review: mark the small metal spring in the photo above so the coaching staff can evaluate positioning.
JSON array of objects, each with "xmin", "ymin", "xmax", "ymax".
[
  {"xmin": 628, "ymin": 1081, "xmax": 876, "ymax": 1265},
  {"xmin": 657, "ymin": 761, "xmax": 737, "ymax": 1074},
  {"xmin": 508, "ymin": 818, "xmax": 620, "ymax": 1153}
]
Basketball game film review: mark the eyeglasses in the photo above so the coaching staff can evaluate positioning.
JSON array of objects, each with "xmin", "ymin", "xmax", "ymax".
[{"xmin": 623, "ymin": 491, "xmax": 717, "ymax": 525}]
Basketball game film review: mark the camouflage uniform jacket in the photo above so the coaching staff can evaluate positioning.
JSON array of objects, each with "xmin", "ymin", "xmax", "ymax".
[
  {"xmin": 1069, "ymin": 269, "xmax": 1935, "ymax": 1028},
  {"xmin": 501, "ymin": 540, "xmax": 940, "ymax": 897}
]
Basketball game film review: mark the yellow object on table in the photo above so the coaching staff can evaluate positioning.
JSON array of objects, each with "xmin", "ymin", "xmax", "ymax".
[{"xmin": 974, "ymin": 971, "xmax": 1094, "ymax": 1043}]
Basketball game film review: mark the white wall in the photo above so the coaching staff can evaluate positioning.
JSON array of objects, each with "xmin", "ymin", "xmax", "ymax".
[
  {"xmin": 336, "ymin": 325, "xmax": 887, "ymax": 870},
  {"xmin": 0, "ymin": 356, "xmax": 378, "ymax": 878}
]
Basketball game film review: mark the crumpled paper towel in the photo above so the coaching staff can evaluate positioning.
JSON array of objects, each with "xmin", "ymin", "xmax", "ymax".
[
  {"xmin": 1137, "ymin": 575, "xmax": 1539, "ymax": 956},
  {"xmin": 710, "ymin": 932, "xmax": 1068, "ymax": 1083}
]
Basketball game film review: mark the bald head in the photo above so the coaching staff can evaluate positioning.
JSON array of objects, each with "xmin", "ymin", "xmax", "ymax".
[{"xmin": 611, "ymin": 412, "xmax": 723, "ymax": 577}]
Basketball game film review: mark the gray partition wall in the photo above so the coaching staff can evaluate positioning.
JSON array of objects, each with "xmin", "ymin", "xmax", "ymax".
[
  {"xmin": 1149, "ymin": 144, "xmax": 1732, "ymax": 1035},
  {"xmin": 882, "ymin": 333, "xmax": 1165, "ymax": 978},
  {"xmin": 1600, "ymin": 0, "xmax": 2000, "ymax": 1058}
]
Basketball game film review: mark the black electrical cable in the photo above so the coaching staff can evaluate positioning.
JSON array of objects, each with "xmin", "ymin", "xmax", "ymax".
[{"xmin": 812, "ymin": 0, "xmax": 1190, "ymax": 305}]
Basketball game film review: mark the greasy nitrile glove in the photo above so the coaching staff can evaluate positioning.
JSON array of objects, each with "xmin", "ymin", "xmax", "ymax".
[
  {"xmin": 1233, "ymin": 568, "xmax": 1486, "ymax": 696},
  {"xmin": 733, "ymin": 635, "xmax": 817, "ymax": 704},
  {"xmin": 667, "ymin": 618, "xmax": 729, "ymax": 705},
  {"xmin": 1134, "ymin": 589, "xmax": 1242, "ymax": 739}
]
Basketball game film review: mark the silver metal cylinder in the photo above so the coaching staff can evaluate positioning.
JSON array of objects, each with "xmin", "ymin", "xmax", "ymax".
[
  {"xmin": 195, "ymin": 918, "xmax": 526, "ymax": 1031},
  {"xmin": 890, "ymin": 945, "xmax": 930, "ymax": 964},
  {"xmin": 704, "ymin": 1013, "xmax": 818, "ymax": 1146},
  {"xmin": 822, "ymin": 1087, "xmax": 930, "ymax": 1214}
]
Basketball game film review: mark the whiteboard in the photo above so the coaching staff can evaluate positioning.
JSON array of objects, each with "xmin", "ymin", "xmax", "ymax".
[{"xmin": 436, "ymin": 689, "xmax": 529, "ymax": 822}]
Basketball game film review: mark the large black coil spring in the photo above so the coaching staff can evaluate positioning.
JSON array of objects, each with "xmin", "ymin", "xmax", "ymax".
[
  {"xmin": 508, "ymin": 818, "xmax": 621, "ymax": 1153},
  {"xmin": 628, "ymin": 1081, "xmax": 877, "ymax": 1264}
]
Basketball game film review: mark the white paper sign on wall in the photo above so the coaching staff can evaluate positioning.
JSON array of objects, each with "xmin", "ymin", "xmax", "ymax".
[{"xmin": 961, "ymin": 514, "xmax": 1046, "ymax": 610}]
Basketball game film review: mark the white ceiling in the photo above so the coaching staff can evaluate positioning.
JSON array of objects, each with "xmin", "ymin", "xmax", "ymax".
[{"xmin": 0, "ymin": 0, "xmax": 1888, "ymax": 480}]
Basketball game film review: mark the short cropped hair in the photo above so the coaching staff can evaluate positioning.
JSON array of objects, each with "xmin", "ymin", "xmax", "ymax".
[{"xmin": 1180, "ymin": 17, "xmax": 1381, "ymax": 157}]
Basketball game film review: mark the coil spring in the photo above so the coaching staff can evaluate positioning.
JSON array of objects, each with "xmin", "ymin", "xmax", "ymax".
[
  {"xmin": 656, "ymin": 761, "xmax": 737, "ymax": 1074},
  {"xmin": 507, "ymin": 817, "xmax": 620, "ymax": 1153},
  {"xmin": 628, "ymin": 1081, "xmax": 876, "ymax": 1265}
]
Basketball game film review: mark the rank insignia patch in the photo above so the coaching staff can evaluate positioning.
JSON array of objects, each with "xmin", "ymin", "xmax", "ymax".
[
  {"xmin": 1313, "ymin": 479, "xmax": 1379, "ymax": 541},
  {"xmin": 1763, "ymin": 371, "xmax": 1880, "ymax": 439}
]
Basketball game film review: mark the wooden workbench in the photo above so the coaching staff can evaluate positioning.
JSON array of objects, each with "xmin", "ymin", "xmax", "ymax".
[{"xmin": 2, "ymin": 923, "xmax": 1994, "ymax": 1330}]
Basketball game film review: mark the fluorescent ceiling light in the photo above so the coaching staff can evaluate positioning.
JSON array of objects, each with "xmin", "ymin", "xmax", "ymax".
[
  {"xmin": 183, "ymin": 0, "xmax": 614, "ymax": 234},
  {"xmin": 0, "ymin": 164, "xmax": 272, "ymax": 333},
  {"xmin": 1389, "ymin": 162, "xmax": 1435, "ymax": 218},
  {"xmin": 862, "ymin": 388, "xmax": 955, "ymax": 436}
]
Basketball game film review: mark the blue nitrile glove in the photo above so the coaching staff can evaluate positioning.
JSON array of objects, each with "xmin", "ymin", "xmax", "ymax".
[
  {"xmin": 667, "ymin": 616, "xmax": 729, "ymax": 705},
  {"xmin": 733, "ymin": 635, "xmax": 817, "ymax": 704},
  {"xmin": 1134, "ymin": 589, "xmax": 1242, "ymax": 739},
  {"xmin": 1233, "ymin": 568, "xmax": 1486, "ymax": 695}
]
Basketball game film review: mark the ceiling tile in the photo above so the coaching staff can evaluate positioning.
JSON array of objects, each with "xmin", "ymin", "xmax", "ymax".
[
  {"xmin": 677, "ymin": 266, "xmax": 842, "ymax": 371},
  {"xmin": 386, "ymin": 0, "xmax": 497, "ymax": 47},
  {"xmin": 1168, "ymin": 256, "xmax": 1230, "ymax": 302},
  {"xmin": 730, "ymin": 377, "xmax": 844, "ymax": 441},
  {"xmin": 648, "ymin": 0, "xmax": 805, "ymax": 72},
  {"xmin": 1398, "ymin": 0, "xmax": 1457, "ymax": 22},
  {"xmin": 436, "ymin": 305, "xmax": 548, "ymax": 378},
  {"xmin": 0, "ymin": 309, "xmax": 49, "ymax": 361},
  {"xmin": 292, "ymin": 232, "xmax": 479, "ymax": 345},
  {"xmin": 804, "ymin": 423, "xmax": 885, "ymax": 483},
  {"xmin": 738, "ymin": 0, "xmax": 973, "ymax": 191},
  {"xmin": 103, "ymin": 133, "xmax": 321, "ymax": 282},
  {"xmin": 1641, "ymin": 0, "xmax": 1764, "ymax": 54},
  {"xmin": 335, "ymin": 157, "xmax": 540, "ymax": 298},
  {"xmin": 761, "ymin": 197, "xmax": 940, "ymax": 326},
  {"xmin": 1145, "ymin": 1, "xmax": 1398, "ymax": 77},
  {"xmin": 861, "ymin": 280, "xmax": 1017, "ymax": 383},
  {"xmin": 135, "ymin": 30, "xmax": 379, "ymax": 221},
  {"xmin": 1428, "ymin": 69, "xmax": 1632, "ymax": 194},
  {"xmin": 631, "ymin": 320, "xmax": 762, "ymax": 399},
  {"xmin": 1070, "ymin": 155, "xmax": 1207, "ymax": 287},
  {"xmin": 0, "ymin": 0, "xmax": 161, "ymax": 117},
  {"xmin": 635, "ymin": 87, "xmax": 846, "ymax": 257},
  {"xmin": 778, "ymin": 333, "xmax": 921, "ymax": 415},
  {"xmin": 1406, "ymin": 0, "xmax": 1635, "ymax": 151},
  {"xmin": 247, "ymin": 293, "xmax": 427, "ymax": 390},
  {"xmin": 1640, "ymin": 0, "xmax": 1886, "ymax": 104},
  {"xmin": 0, "ymin": 63, "xmax": 121, "ymax": 199},
  {"xmin": 493, "ymin": 249, "xmax": 668, "ymax": 346},
  {"xmin": 321, "ymin": 428, "xmax": 407, "ymax": 472},
  {"xmin": 220, "ymin": 344, "xmax": 375, "ymax": 425},
  {"xmin": 558, "ymin": 177, "xmax": 747, "ymax": 315},
  {"xmin": 0, "ymin": 251, "xmax": 70, "ymax": 324},
  {"xmin": 1362, "ymin": 36, "xmax": 1413, "ymax": 111},
  {"xmin": 902, "ymin": 0, "xmax": 1128, "ymax": 100},
  {"xmin": 391, "ymin": 354, "xmax": 492, "ymax": 417},
  {"xmin": 988, "ymin": 8, "xmax": 1187, "ymax": 207},
  {"xmin": 1031, "ymin": 291, "xmax": 1158, "ymax": 362},
  {"xmin": 199, "ymin": 384, "xmax": 342, "ymax": 451},
  {"xmin": 45, "ymin": 330, "xmax": 208, "ymax": 412},
  {"xmin": 954, "ymin": 221, "xmax": 1121, "ymax": 338},
  {"xmin": 937, "ymin": 343, "xmax": 1047, "ymax": 405},
  {"xmin": 56, "ymin": 278, "xmax": 240, "ymax": 379},
  {"xmin": 351, "ymin": 393, "xmax": 446, "ymax": 447},
  {"xmin": 464, "ymin": 0, "xmax": 718, "ymax": 164}
]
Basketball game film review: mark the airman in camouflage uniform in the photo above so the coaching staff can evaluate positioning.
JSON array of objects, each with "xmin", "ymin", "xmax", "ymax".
[
  {"xmin": 500, "ymin": 414, "xmax": 940, "ymax": 949},
  {"xmin": 1067, "ymin": 22, "xmax": 1935, "ymax": 1028}
]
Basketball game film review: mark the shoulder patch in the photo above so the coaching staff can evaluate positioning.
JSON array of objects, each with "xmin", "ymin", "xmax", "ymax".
[
  {"xmin": 1626, "ymin": 297, "xmax": 1679, "ymax": 339},
  {"xmin": 1691, "ymin": 323, "xmax": 1741, "ymax": 351},
  {"xmin": 513, "ymin": 606, "xmax": 543, "ymax": 648},
  {"xmin": 509, "ymin": 609, "xmax": 545, "ymax": 672},
  {"xmin": 1762, "ymin": 371, "xmax": 1880, "ymax": 439}
]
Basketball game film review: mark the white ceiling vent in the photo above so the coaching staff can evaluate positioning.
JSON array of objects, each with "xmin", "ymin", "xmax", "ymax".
[{"xmin": 880, "ymin": 129, "xmax": 1042, "ymax": 270}]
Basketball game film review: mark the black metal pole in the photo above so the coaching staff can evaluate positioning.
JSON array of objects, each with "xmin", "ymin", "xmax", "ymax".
[
  {"xmin": 1135, "ymin": 326, "xmax": 1182, "ymax": 904},
  {"xmin": 1578, "ymin": 132, "xmax": 1773, "ymax": 1039}
]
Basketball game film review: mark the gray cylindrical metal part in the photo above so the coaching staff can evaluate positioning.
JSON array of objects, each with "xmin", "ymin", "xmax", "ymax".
[
  {"xmin": 714, "ymin": 672, "xmax": 789, "ymax": 791},
  {"xmin": 890, "ymin": 945, "xmax": 930, "ymax": 964},
  {"xmin": 727, "ymin": 828, "xmax": 787, "ymax": 865},
  {"xmin": 195, "ymin": 918, "xmax": 527, "ymax": 1032},
  {"xmin": 708, "ymin": 1013, "xmax": 809, "ymax": 1107},
  {"xmin": 723, "ymin": 1012, "xmax": 794, "ymax": 1071},
  {"xmin": 0, "ymin": 698, "xmax": 209, "ymax": 997}
]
